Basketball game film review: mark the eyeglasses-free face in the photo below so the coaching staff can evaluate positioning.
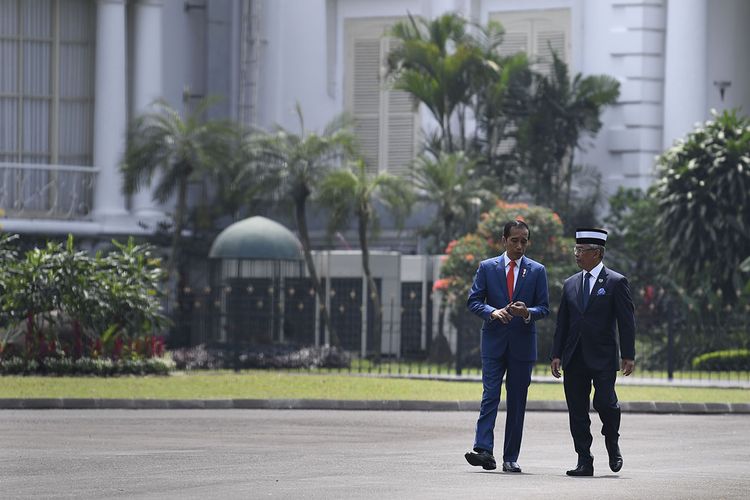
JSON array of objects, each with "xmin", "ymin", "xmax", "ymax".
[{"xmin": 503, "ymin": 227, "xmax": 530, "ymax": 261}]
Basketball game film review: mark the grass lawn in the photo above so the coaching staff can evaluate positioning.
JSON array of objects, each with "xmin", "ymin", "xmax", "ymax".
[{"xmin": 0, "ymin": 370, "xmax": 748, "ymax": 403}]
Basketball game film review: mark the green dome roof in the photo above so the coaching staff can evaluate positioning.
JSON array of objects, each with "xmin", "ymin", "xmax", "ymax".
[{"xmin": 209, "ymin": 216, "xmax": 303, "ymax": 260}]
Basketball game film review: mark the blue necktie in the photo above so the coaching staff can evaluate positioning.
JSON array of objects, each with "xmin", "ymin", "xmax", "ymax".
[{"xmin": 582, "ymin": 272, "xmax": 592, "ymax": 310}]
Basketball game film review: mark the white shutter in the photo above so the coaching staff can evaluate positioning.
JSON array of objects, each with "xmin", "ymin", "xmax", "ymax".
[
  {"xmin": 490, "ymin": 9, "xmax": 571, "ymax": 76},
  {"xmin": 352, "ymin": 38, "xmax": 381, "ymax": 173},
  {"xmin": 498, "ymin": 29, "xmax": 530, "ymax": 58},
  {"xmin": 535, "ymin": 29, "xmax": 566, "ymax": 76},
  {"xmin": 383, "ymin": 38, "xmax": 415, "ymax": 177},
  {"xmin": 345, "ymin": 18, "xmax": 417, "ymax": 176}
]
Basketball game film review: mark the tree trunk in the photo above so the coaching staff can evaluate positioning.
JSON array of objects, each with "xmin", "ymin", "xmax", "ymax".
[
  {"xmin": 562, "ymin": 147, "xmax": 575, "ymax": 221},
  {"xmin": 358, "ymin": 207, "xmax": 382, "ymax": 363},
  {"xmin": 295, "ymin": 198, "xmax": 339, "ymax": 346},
  {"xmin": 444, "ymin": 106, "xmax": 454, "ymax": 153},
  {"xmin": 168, "ymin": 176, "xmax": 188, "ymax": 285},
  {"xmin": 25, "ymin": 311, "xmax": 34, "ymax": 359},
  {"xmin": 72, "ymin": 319, "xmax": 82, "ymax": 359},
  {"xmin": 458, "ymin": 105, "xmax": 466, "ymax": 151}
]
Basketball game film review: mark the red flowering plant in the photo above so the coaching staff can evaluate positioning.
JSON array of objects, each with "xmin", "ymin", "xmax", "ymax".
[
  {"xmin": 436, "ymin": 234, "xmax": 492, "ymax": 305},
  {"xmin": 477, "ymin": 200, "xmax": 571, "ymax": 265}
]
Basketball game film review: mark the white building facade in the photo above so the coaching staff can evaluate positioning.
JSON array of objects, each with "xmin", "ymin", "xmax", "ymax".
[{"xmin": 1, "ymin": 0, "xmax": 749, "ymax": 241}]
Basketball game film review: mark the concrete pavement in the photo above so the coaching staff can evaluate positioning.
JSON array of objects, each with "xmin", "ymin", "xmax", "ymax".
[
  {"xmin": 1, "ymin": 409, "xmax": 749, "ymax": 499},
  {"xmin": 1, "ymin": 397, "xmax": 749, "ymax": 413}
]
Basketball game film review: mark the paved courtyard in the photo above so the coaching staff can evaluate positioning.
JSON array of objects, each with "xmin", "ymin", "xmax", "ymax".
[{"xmin": 1, "ymin": 409, "xmax": 749, "ymax": 499}]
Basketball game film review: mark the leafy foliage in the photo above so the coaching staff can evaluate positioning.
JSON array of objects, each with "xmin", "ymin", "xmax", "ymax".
[
  {"xmin": 317, "ymin": 159, "xmax": 414, "ymax": 359},
  {"xmin": 387, "ymin": 12, "xmax": 532, "ymax": 185},
  {"xmin": 0, "ymin": 235, "xmax": 169, "ymax": 371},
  {"xmin": 387, "ymin": 13, "xmax": 485, "ymax": 153},
  {"xmin": 692, "ymin": 349, "xmax": 750, "ymax": 371},
  {"xmin": 170, "ymin": 344, "xmax": 351, "ymax": 370},
  {"xmin": 121, "ymin": 98, "xmax": 241, "ymax": 281},
  {"xmin": 243, "ymin": 106, "xmax": 356, "ymax": 346},
  {"xmin": 654, "ymin": 109, "xmax": 750, "ymax": 301},
  {"xmin": 411, "ymin": 151, "xmax": 494, "ymax": 253},
  {"xmin": 605, "ymin": 186, "xmax": 750, "ymax": 370},
  {"xmin": 0, "ymin": 356, "xmax": 172, "ymax": 376},
  {"xmin": 513, "ymin": 51, "xmax": 619, "ymax": 231}
]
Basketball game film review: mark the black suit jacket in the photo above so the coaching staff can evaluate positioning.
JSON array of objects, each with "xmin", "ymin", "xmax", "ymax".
[{"xmin": 551, "ymin": 266, "xmax": 636, "ymax": 372}]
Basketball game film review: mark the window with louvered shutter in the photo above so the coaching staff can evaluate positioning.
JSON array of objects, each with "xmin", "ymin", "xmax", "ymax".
[
  {"xmin": 352, "ymin": 38, "xmax": 381, "ymax": 173},
  {"xmin": 344, "ymin": 18, "xmax": 417, "ymax": 177},
  {"xmin": 490, "ymin": 9, "xmax": 571, "ymax": 76}
]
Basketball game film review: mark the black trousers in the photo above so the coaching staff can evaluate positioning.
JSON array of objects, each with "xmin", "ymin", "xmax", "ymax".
[{"xmin": 563, "ymin": 345, "xmax": 621, "ymax": 465}]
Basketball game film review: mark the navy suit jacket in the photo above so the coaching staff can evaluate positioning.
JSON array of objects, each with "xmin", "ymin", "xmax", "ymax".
[
  {"xmin": 551, "ymin": 267, "xmax": 636, "ymax": 372},
  {"xmin": 467, "ymin": 255, "xmax": 550, "ymax": 362}
]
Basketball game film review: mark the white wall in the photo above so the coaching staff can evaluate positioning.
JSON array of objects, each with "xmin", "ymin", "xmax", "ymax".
[
  {"xmin": 706, "ymin": 0, "xmax": 750, "ymax": 115},
  {"xmin": 258, "ymin": 0, "xmax": 336, "ymax": 133}
]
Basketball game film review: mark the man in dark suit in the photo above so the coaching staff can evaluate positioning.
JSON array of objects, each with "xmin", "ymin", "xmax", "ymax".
[
  {"xmin": 464, "ymin": 220, "xmax": 550, "ymax": 473},
  {"xmin": 550, "ymin": 228, "xmax": 635, "ymax": 477}
]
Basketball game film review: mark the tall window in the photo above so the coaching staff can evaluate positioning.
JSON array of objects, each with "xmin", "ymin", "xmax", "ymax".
[
  {"xmin": 490, "ymin": 9, "xmax": 571, "ymax": 75},
  {"xmin": 0, "ymin": 0, "xmax": 95, "ymax": 166},
  {"xmin": 344, "ymin": 18, "xmax": 417, "ymax": 177}
]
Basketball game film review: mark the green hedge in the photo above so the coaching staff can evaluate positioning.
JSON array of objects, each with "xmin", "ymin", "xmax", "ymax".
[
  {"xmin": 0, "ymin": 357, "xmax": 173, "ymax": 376},
  {"xmin": 691, "ymin": 349, "xmax": 750, "ymax": 371}
]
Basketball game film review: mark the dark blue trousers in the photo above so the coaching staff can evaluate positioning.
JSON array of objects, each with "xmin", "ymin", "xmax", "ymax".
[
  {"xmin": 563, "ymin": 346, "xmax": 621, "ymax": 465},
  {"xmin": 473, "ymin": 352, "xmax": 533, "ymax": 462}
]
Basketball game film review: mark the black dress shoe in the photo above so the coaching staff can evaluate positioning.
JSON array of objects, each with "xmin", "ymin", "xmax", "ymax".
[
  {"xmin": 465, "ymin": 449, "xmax": 496, "ymax": 470},
  {"xmin": 502, "ymin": 461, "xmax": 522, "ymax": 473},
  {"xmin": 566, "ymin": 464, "xmax": 594, "ymax": 476},
  {"xmin": 605, "ymin": 440, "xmax": 623, "ymax": 472}
]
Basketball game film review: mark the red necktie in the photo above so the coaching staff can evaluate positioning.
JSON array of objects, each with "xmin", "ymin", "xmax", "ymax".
[{"xmin": 507, "ymin": 260, "xmax": 516, "ymax": 301}]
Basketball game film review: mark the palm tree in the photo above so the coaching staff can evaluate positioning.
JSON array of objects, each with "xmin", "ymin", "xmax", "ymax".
[
  {"xmin": 121, "ymin": 98, "xmax": 240, "ymax": 282},
  {"xmin": 514, "ymin": 51, "xmax": 619, "ymax": 223},
  {"xmin": 317, "ymin": 159, "xmax": 413, "ymax": 361},
  {"xmin": 411, "ymin": 151, "xmax": 491, "ymax": 253},
  {"xmin": 387, "ymin": 13, "xmax": 533, "ymax": 187},
  {"xmin": 387, "ymin": 13, "xmax": 485, "ymax": 153},
  {"xmin": 469, "ymin": 21, "xmax": 532, "ymax": 181},
  {"xmin": 247, "ymin": 105, "xmax": 355, "ymax": 347},
  {"xmin": 411, "ymin": 151, "xmax": 492, "ymax": 357}
]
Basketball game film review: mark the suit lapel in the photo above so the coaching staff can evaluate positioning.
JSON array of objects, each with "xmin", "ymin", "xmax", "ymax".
[
  {"xmin": 495, "ymin": 256, "xmax": 510, "ymax": 302},
  {"xmin": 589, "ymin": 267, "xmax": 609, "ymax": 307},
  {"xmin": 512, "ymin": 256, "xmax": 530, "ymax": 301}
]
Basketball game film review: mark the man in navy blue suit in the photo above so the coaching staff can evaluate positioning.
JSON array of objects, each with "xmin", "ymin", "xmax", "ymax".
[
  {"xmin": 464, "ymin": 220, "xmax": 550, "ymax": 473},
  {"xmin": 550, "ymin": 228, "xmax": 636, "ymax": 477}
]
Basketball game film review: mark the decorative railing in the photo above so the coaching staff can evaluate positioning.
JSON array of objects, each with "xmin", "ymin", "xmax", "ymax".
[{"xmin": 0, "ymin": 162, "xmax": 98, "ymax": 220}]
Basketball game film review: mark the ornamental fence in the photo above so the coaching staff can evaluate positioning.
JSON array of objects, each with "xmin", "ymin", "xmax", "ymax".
[{"xmin": 171, "ymin": 256, "xmax": 750, "ymax": 383}]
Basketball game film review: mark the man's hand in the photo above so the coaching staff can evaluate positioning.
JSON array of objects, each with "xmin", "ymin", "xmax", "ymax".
[
  {"xmin": 507, "ymin": 301, "xmax": 530, "ymax": 319},
  {"xmin": 490, "ymin": 306, "xmax": 513, "ymax": 324},
  {"xmin": 621, "ymin": 358, "xmax": 635, "ymax": 376},
  {"xmin": 550, "ymin": 358, "xmax": 562, "ymax": 378}
]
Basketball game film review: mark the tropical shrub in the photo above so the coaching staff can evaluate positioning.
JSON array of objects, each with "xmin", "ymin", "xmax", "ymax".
[
  {"xmin": 170, "ymin": 344, "xmax": 351, "ymax": 370},
  {"xmin": 0, "ymin": 234, "xmax": 170, "ymax": 373},
  {"xmin": 0, "ymin": 356, "xmax": 172, "ymax": 376},
  {"xmin": 654, "ymin": 109, "xmax": 750, "ymax": 301},
  {"xmin": 605, "ymin": 182, "xmax": 750, "ymax": 371},
  {"xmin": 692, "ymin": 349, "xmax": 750, "ymax": 371}
]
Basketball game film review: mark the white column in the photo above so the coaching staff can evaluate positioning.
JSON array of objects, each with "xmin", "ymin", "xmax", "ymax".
[
  {"xmin": 132, "ymin": 0, "xmax": 165, "ymax": 220},
  {"xmin": 662, "ymin": 0, "xmax": 708, "ymax": 149},
  {"xmin": 92, "ymin": 0, "xmax": 128, "ymax": 220}
]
